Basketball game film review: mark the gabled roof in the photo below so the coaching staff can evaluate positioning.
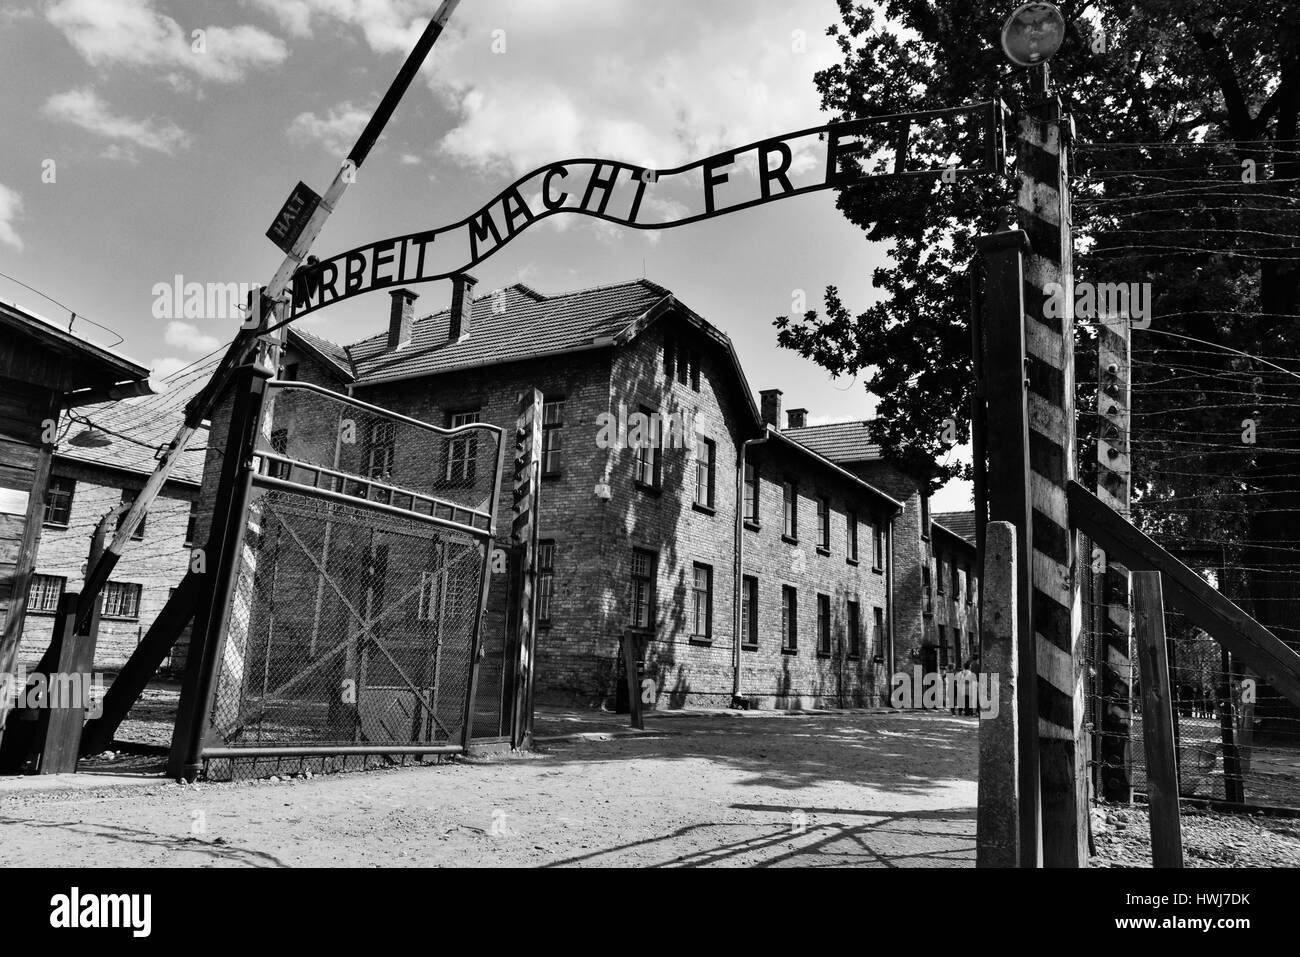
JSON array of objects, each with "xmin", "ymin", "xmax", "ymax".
[
  {"xmin": 55, "ymin": 363, "xmax": 210, "ymax": 485},
  {"xmin": 288, "ymin": 328, "xmax": 354, "ymax": 379},
  {"xmin": 760, "ymin": 428, "xmax": 903, "ymax": 512},
  {"xmin": 782, "ymin": 420, "xmax": 881, "ymax": 464},
  {"xmin": 934, "ymin": 510, "xmax": 977, "ymax": 545},
  {"xmin": 344, "ymin": 280, "xmax": 672, "ymax": 386},
  {"xmin": 0, "ymin": 299, "xmax": 149, "ymax": 388}
]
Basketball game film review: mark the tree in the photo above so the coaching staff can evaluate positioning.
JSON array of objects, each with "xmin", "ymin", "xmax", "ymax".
[{"xmin": 777, "ymin": 0, "xmax": 1300, "ymax": 652}]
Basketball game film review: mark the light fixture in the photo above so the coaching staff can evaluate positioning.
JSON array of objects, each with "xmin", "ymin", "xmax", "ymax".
[
  {"xmin": 69, "ymin": 426, "xmax": 113, "ymax": 448},
  {"xmin": 1000, "ymin": 2, "xmax": 1066, "ymax": 67}
]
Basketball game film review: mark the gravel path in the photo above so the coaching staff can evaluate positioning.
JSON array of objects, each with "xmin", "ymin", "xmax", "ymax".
[{"xmin": 1090, "ymin": 801, "xmax": 1300, "ymax": 867}]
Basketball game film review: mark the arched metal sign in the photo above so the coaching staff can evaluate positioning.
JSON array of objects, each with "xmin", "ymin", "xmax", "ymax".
[{"xmin": 287, "ymin": 100, "xmax": 1004, "ymax": 319}]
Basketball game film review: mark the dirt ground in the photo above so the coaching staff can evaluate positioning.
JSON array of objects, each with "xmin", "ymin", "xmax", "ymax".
[{"xmin": 0, "ymin": 710, "xmax": 978, "ymax": 867}]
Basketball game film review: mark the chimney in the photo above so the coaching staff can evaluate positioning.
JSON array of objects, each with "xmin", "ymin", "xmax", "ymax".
[
  {"xmin": 787, "ymin": 408, "xmax": 808, "ymax": 430},
  {"xmin": 759, "ymin": 389, "xmax": 783, "ymax": 428},
  {"xmin": 387, "ymin": 288, "xmax": 418, "ymax": 351},
  {"xmin": 449, "ymin": 273, "xmax": 478, "ymax": 342}
]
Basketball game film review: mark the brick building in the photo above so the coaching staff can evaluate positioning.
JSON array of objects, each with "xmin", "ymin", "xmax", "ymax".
[
  {"xmin": 23, "ymin": 277, "xmax": 980, "ymax": 713},
  {"xmin": 19, "ymin": 394, "xmax": 207, "ymax": 671}
]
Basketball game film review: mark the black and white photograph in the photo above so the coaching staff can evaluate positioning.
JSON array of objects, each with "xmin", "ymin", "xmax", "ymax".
[{"xmin": 0, "ymin": 0, "xmax": 1297, "ymax": 928}]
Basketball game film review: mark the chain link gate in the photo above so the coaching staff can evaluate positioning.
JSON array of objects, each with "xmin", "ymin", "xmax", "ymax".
[{"xmin": 198, "ymin": 380, "xmax": 504, "ymax": 780}]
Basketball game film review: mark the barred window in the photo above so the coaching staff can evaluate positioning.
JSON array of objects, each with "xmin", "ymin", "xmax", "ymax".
[
  {"xmin": 102, "ymin": 581, "xmax": 142, "ymax": 619},
  {"xmin": 27, "ymin": 574, "xmax": 65, "ymax": 613},
  {"xmin": 43, "ymin": 476, "xmax": 75, "ymax": 527},
  {"xmin": 817, "ymin": 593, "xmax": 831, "ymax": 656},
  {"xmin": 781, "ymin": 585, "xmax": 797, "ymax": 652},
  {"xmin": 691, "ymin": 563, "xmax": 713, "ymax": 639},
  {"xmin": 630, "ymin": 548, "xmax": 656, "ymax": 629},
  {"xmin": 847, "ymin": 601, "xmax": 862, "ymax": 658},
  {"xmin": 741, "ymin": 575, "xmax": 758, "ymax": 647},
  {"xmin": 446, "ymin": 410, "xmax": 480, "ymax": 482},
  {"xmin": 538, "ymin": 540, "xmax": 555, "ymax": 624},
  {"xmin": 694, "ymin": 437, "xmax": 715, "ymax": 508},
  {"xmin": 542, "ymin": 399, "xmax": 565, "ymax": 476}
]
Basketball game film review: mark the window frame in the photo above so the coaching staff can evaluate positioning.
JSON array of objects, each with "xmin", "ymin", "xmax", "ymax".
[
  {"xmin": 872, "ymin": 519, "xmax": 885, "ymax": 572},
  {"xmin": 541, "ymin": 397, "xmax": 565, "ymax": 477},
  {"xmin": 740, "ymin": 575, "xmax": 759, "ymax": 649},
  {"xmin": 445, "ymin": 409, "xmax": 481, "ymax": 484},
  {"xmin": 690, "ymin": 562, "xmax": 713, "ymax": 643},
  {"xmin": 872, "ymin": 606, "xmax": 886, "ymax": 662},
  {"xmin": 780, "ymin": 585, "xmax": 798, "ymax": 654},
  {"xmin": 782, "ymin": 480, "xmax": 798, "ymax": 542},
  {"xmin": 816, "ymin": 593, "xmax": 831, "ymax": 657},
  {"xmin": 26, "ymin": 574, "xmax": 66, "ymax": 614},
  {"xmin": 846, "ymin": 510, "xmax": 859, "ymax": 564},
  {"xmin": 101, "ymin": 581, "xmax": 142, "ymax": 620},
  {"xmin": 630, "ymin": 547, "xmax": 657, "ymax": 630},
  {"xmin": 743, "ymin": 462, "xmax": 759, "ymax": 528},
  {"xmin": 847, "ymin": 600, "xmax": 861, "ymax": 659},
  {"xmin": 537, "ymin": 539, "xmax": 556, "ymax": 625},
  {"xmin": 693, "ymin": 436, "xmax": 716, "ymax": 511},
  {"xmin": 42, "ymin": 476, "xmax": 75, "ymax": 528}
]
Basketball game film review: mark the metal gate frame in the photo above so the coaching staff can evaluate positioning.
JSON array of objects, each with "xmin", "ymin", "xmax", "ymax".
[{"xmin": 170, "ymin": 367, "xmax": 504, "ymax": 777}]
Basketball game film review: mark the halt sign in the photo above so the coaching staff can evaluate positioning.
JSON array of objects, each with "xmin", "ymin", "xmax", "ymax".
[{"xmin": 265, "ymin": 181, "xmax": 322, "ymax": 254}]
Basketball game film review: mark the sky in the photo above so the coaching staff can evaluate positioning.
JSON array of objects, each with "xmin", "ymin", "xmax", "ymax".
[{"xmin": 0, "ymin": 0, "xmax": 973, "ymax": 511}]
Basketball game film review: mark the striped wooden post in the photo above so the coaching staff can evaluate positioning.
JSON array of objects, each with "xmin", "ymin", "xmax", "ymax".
[
  {"xmin": 1017, "ymin": 99, "xmax": 1088, "ymax": 866},
  {"xmin": 509, "ymin": 389, "xmax": 543, "ymax": 748},
  {"xmin": 1097, "ymin": 316, "xmax": 1133, "ymax": 801}
]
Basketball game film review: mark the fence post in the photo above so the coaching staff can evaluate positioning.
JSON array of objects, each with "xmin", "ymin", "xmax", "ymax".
[
  {"xmin": 978, "ymin": 521, "xmax": 1019, "ymax": 867},
  {"xmin": 508, "ymin": 388, "xmax": 543, "ymax": 749},
  {"xmin": 167, "ymin": 357, "xmax": 273, "ymax": 782},
  {"xmin": 1132, "ymin": 570, "xmax": 1183, "ymax": 868},
  {"xmin": 974, "ymin": 228, "xmax": 1041, "ymax": 868},
  {"xmin": 1097, "ymin": 315, "xmax": 1133, "ymax": 802}
]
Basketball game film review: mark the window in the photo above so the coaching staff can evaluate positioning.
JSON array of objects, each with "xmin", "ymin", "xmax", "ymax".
[
  {"xmin": 664, "ymin": 334, "xmax": 675, "ymax": 380},
  {"xmin": 27, "ymin": 574, "xmax": 65, "ymax": 613},
  {"xmin": 633, "ymin": 407, "xmax": 661, "ymax": 489},
  {"xmin": 446, "ymin": 410, "xmax": 480, "ymax": 482},
  {"xmin": 937, "ymin": 551, "xmax": 946, "ymax": 595},
  {"xmin": 847, "ymin": 510, "xmax": 859, "ymax": 562},
  {"xmin": 781, "ymin": 585, "xmax": 797, "ymax": 652},
  {"xmin": 873, "ymin": 607, "xmax": 885, "ymax": 661},
  {"xmin": 691, "ymin": 563, "xmax": 713, "ymax": 639},
  {"xmin": 923, "ymin": 564, "xmax": 933, "ymax": 614},
  {"xmin": 269, "ymin": 427, "xmax": 291, "ymax": 479},
  {"xmin": 953, "ymin": 628, "xmax": 963, "ymax": 667},
  {"xmin": 966, "ymin": 565, "xmax": 975, "ymax": 603},
  {"xmin": 184, "ymin": 501, "xmax": 199, "ymax": 546},
  {"xmin": 951, "ymin": 555, "xmax": 960, "ymax": 601},
  {"xmin": 43, "ymin": 476, "xmax": 75, "ymax": 527},
  {"xmin": 117, "ymin": 490, "xmax": 145, "ymax": 541},
  {"xmin": 817, "ymin": 593, "xmax": 831, "ymax": 656},
  {"xmin": 920, "ymin": 495, "xmax": 931, "ymax": 539},
  {"xmin": 694, "ymin": 437, "xmax": 715, "ymax": 509},
  {"xmin": 741, "ymin": 575, "xmax": 758, "ymax": 647},
  {"xmin": 102, "ymin": 581, "xmax": 142, "ymax": 619},
  {"xmin": 817, "ymin": 495, "xmax": 831, "ymax": 551},
  {"xmin": 782, "ymin": 480, "xmax": 797, "ymax": 540},
  {"xmin": 538, "ymin": 540, "xmax": 555, "ymax": 624},
  {"xmin": 847, "ymin": 601, "xmax": 861, "ymax": 658},
  {"xmin": 938, "ymin": 625, "xmax": 948, "ymax": 668},
  {"xmin": 364, "ymin": 420, "xmax": 395, "ymax": 480},
  {"xmin": 743, "ymin": 463, "xmax": 759, "ymax": 525},
  {"xmin": 541, "ymin": 398, "xmax": 565, "ymax": 475},
  {"xmin": 873, "ymin": 520, "xmax": 885, "ymax": 571},
  {"xmin": 630, "ymin": 548, "xmax": 656, "ymax": 628}
]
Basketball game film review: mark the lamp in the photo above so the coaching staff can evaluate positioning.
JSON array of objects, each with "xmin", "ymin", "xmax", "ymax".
[
  {"xmin": 1000, "ymin": 2, "xmax": 1066, "ymax": 67},
  {"xmin": 68, "ymin": 426, "xmax": 113, "ymax": 448}
]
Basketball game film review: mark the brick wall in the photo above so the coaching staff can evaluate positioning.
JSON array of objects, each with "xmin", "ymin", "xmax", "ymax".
[{"xmin": 20, "ymin": 460, "xmax": 197, "ymax": 670}]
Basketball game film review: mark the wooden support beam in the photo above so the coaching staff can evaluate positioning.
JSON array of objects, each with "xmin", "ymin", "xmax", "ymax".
[
  {"xmin": 1067, "ymin": 480, "xmax": 1300, "ymax": 710},
  {"xmin": 1132, "ymin": 571, "xmax": 1183, "ymax": 868},
  {"xmin": 1096, "ymin": 315, "xmax": 1133, "ymax": 802},
  {"xmin": 974, "ymin": 227, "xmax": 1041, "ymax": 868},
  {"xmin": 508, "ymin": 389, "xmax": 543, "ymax": 750},
  {"xmin": 36, "ymin": 590, "xmax": 102, "ymax": 773},
  {"xmin": 1017, "ymin": 96, "xmax": 1088, "ymax": 868},
  {"xmin": 977, "ymin": 521, "xmax": 1019, "ymax": 867}
]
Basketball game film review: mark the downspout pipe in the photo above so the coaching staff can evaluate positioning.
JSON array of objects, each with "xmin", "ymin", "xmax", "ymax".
[{"xmin": 733, "ymin": 433, "xmax": 769, "ymax": 705}]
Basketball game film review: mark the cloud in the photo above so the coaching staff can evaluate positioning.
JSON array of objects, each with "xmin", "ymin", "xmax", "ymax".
[
  {"xmin": 247, "ymin": 0, "xmax": 428, "ymax": 53},
  {"xmin": 288, "ymin": 101, "xmax": 372, "ymax": 154},
  {"xmin": 44, "ymin": 88, "xmax": 192, "ymax": 155},
  {"xmin": 163, "ymin": 321, "xmax": 220, "ymax": 353},
  {"xmin": 149, "ymin": 356, "xmax": 193, "ymax": 380},
  {"xmin": 399, "ymin": 153, "xmax": 422, "ymax": 165},
  {"xmin": 0, "ymin": 183, "xmax": 24, "ymax": 250},
  {"xmin": 47, "ymin": 0, "xmax": 287, "ymax": 85}
]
